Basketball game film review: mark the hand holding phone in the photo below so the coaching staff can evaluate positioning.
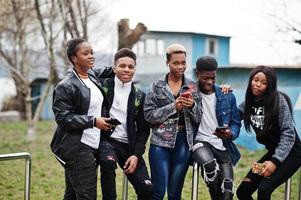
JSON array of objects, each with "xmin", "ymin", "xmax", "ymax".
[
  {"xmin": 215, "ymin": 126, "xmax": 227, "ymax": 132},
  {"xmin": 106, "ymin": 118, "xmax": 121, "ymax": 126},
  {"xmin": 252, "ymin": 163, "xmax": 266, "ymax": 174},
  {"xmin": 180, "ymin": 92, "xmax": 192, "ymax": 99}
]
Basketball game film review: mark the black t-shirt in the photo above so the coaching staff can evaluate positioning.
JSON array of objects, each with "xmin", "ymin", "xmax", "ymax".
[
  {"xmin": 166, "ymin": 74, "xmax": 185, "ymax": 127},
  {"xmin": 250, "ymin": 103, "xmax": 280, "ymax": 151}
]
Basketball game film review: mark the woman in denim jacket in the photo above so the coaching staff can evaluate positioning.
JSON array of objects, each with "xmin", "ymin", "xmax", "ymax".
[{"xmin": 144, "ymin": 44, "xmax": 202, "ymax": 200}]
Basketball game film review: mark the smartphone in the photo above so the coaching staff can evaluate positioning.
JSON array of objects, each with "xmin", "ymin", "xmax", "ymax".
[
  {"xmin": 215, "ymin": 126, "xmax": 227, "ymax": 132},
  {"xmin": 180, "ymin": 92, "xmax": 192, "ymax": 99},
  {"xmin": 252, "ymin": 163, "xmax": 266, "ymax": 174},
  {"xmin": 106, "ymin": 118, "xmax": 121, "ymax": 126}
]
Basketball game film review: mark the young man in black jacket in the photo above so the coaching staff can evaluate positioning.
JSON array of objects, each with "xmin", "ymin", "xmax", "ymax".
[{"xmin": 99, "ymin": 48, "xmax": 152, "ymax": 200}]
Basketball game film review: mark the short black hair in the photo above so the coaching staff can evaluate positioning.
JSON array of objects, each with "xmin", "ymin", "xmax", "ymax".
[
  {"xmin": 66, "ymin": 37, "xmax": 86, "ymax": 66},
  {"xmin": 114, "ymin": 48, "xmax": 136, "ymax": 65},
  {"xmin": 196, "ymin": 56, "xmax": 218, "ymax": 72}
]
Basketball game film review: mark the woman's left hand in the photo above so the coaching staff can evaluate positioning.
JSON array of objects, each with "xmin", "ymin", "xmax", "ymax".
[{"xmin": 261, "ymin": 161, "xmax": 276, "ymax": 177}]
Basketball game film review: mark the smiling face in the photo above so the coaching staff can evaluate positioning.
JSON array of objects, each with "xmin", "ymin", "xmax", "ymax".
[
  {"xmin": 196, "ymin": 70, "xmax": 216, "ymax": 94},
  {"xmin": 251, "ymin": 72, "xmax": 268, "ymax": 97},
  {"xmin": 72, "ymin": 42, "xmax": 94, "ymax": 72},
  {"xmin": 113, "ymin": 56, "xmax": 136, "ymax": 83},
  {"xmin": 167, "ymin": 52, "xmax": 186, "ymax": 79}
]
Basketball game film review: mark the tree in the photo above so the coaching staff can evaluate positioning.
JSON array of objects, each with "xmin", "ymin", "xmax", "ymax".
[
  {"xmin": 0, "ymin": 0, "xmax": 36, "ymax": 127},
  {"xmin": 0, "ymin": 1, "xmax": 145, "ymax": 141},
  {"xmin": 267, "ymin": 0, "xmax": 301, "ymax": 45},
  {"xmin": 0, "ymin": 0, "xmax": 112, "ymax": 141},
  {"xmin": 117, "ymin": 18, "xmax": 147, "ymax": 50},
  {"xmin": 31, "ymin": 0, "xmax": 104, "ymax": 140}
]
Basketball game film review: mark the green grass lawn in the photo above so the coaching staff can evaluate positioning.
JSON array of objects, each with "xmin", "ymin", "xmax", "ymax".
[{"xmin": 0, "ymin": 121, "xmax": 300, "ymax": 199}]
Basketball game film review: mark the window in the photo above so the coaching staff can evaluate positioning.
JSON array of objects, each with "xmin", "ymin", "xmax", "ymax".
[
  {"xmin": 133, "ymin": 41, "xmax": 145, "ymax": 56},
  {"xmin": 146, "ymin": 39, "xmax": 156, "ymax": 56},
  {"xmin": 206, "ymin": 38, "xmax": 218, "ymax": 56},
  {"xmin": 134, "ymin": 39, "xmax": 165, "ymax": 57},
  {"xmin": 157, "ymin": 40, "xmax": 164, "ymax": 55}
]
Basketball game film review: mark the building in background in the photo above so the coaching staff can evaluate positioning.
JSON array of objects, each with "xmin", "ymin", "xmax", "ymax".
[{"xmin": 132, "ymin": 30, "xmax": 230, "ymax": 90}]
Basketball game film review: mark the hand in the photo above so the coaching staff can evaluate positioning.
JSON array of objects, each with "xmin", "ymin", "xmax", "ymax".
[
  {"xmin": 95, "ymin": 117, "xmax": 113, "ymax": 131},
  {"xmin": 214, "ymin": 128, "xmax": 232, "ymax": 139},
  {"xmin": 175, "ymin": 98, "xmax": 185, "ymax": 111},
  {"xmin": 260, "ymin": 161, "xmax": 276, "ymax": 177},
  {"xmin": 179, "ymin": 96, "xmax": 194, "ymax": 108},
  {"xmin": 124, "ymin": 155, "xmax": 138, "ymax": 174},
  {"xmin": 221, "ymin": 84, "xmax": 232, "ymax": 94}
]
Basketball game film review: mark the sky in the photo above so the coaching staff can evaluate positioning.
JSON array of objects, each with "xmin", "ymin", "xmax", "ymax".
[{"xmin": 99, "ymin": 0, "xmax": 301, "ymax": 66}]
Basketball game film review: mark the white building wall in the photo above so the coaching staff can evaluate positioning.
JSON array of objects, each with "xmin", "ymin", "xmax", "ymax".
[{"xmin": 0, "ymin": 78, "xmax": 16, "ymax": 110}]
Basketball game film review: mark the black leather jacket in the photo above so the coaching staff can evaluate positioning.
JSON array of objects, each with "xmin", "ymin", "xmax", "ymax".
[
  {"xmin": 50, "ymin": 67, "xmax": 113, "ymax": 166},
  {"xmin": 101, "ymin": 77, "xmax": 150, "ymax": 158}
]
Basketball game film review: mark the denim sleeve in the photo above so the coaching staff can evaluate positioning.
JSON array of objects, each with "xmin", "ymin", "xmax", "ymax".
[
  {"xmin": 143, "ymin": 89, "xmax": 177, "ymax": 124},
  {"xmin": 272, "ymin": 94, "xmax": 296, "ymax": 164},
  {"xmin": 229, "ymin": 94, "xmax": 241, "ymax": 140}
]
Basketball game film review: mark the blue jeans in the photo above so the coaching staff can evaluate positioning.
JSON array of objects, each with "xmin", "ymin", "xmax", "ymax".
[{"xmin": 149, "ymin": 132, "xmax": 191, "ymax": 200}]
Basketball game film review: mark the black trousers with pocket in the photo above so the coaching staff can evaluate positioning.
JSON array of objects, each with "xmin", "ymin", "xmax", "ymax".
[
  {"xmin": 64, "ymin": 144, "xmax": 98, "ymax": 200},
  {"xmin": 99, "ymin": 139, "xmax": 153, "ymax": 200}
]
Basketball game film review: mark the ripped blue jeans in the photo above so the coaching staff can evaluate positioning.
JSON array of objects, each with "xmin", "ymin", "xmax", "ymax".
[{"xmin": 192, "ymin": 141, "xmax": 234, "ymax": 200}]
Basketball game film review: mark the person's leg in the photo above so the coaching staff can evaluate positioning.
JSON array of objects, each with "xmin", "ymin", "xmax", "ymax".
[
  {"xmin": 192, "ymin": 143, "xmax": 219, "ymax": 200},
  {"xmin": 236, "ymin": 152, "xmax": 272, "ymax": 200},
  {"xmin": 149, "ymin": 144, "xmax": 170, "ymax": 200},
  {"xmin": 65, "ymin": 145, "xmax": 97, "ymax": 200},
  {"xmin": 109, "ymin": 141, "xmax": 153, "ymax": 200},
  {"xmin": 168, "ymin": 133, "xmax": 191, "ymax": 200},
  {"xmin": 257, "ymin": 153, "xmax": 301, "ymax": 200},
  {"xmin": 98, "ymin": 141, "xmax": 118, "ymax": 200},
  {"xmin": 126, "ymin": 158, "xmax": 153, "ymax": 200},
  {"xmin": 207, "ymin": 146, "xmax": 235, "ymax": 200},
  {"xmin": 219, "ymin": 162, "xmax": 234, "ymax": 200},
  {"xmin": 63, "ymin": 170, "xmax": 76, "ymax": 200}
]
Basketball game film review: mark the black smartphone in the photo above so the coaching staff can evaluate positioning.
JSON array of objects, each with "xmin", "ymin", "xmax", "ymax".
[
  {"xmin": 215, "ymin": 126, "xmax": 227, "ymax": 132},
  {"xmin": 106, "ymin": 118, "xmax": 121, "ymax": 126}
]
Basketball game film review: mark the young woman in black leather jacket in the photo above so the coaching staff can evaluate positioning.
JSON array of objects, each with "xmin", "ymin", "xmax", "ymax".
[{"xmin": 51, "ymin": 38, "xmax": 113, "ymax": 200}]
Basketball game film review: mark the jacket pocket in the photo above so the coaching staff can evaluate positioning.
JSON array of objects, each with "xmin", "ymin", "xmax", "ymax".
[{"xmin": 156, "ymin": 94, "xmax": 171, "ymax": 106}]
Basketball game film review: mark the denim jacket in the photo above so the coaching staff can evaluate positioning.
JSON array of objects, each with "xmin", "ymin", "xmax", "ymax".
[
  {"xmin": 144, "ymin": 75, "xmax": 202, "ymax": 149},
  {"xmin": 214, "ymin": 85, "xmax": 241, "ymax": 165}
]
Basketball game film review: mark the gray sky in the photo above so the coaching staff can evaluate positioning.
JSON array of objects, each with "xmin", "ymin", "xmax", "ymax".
[{"xmin": 102, "ymin": 0, "xmax": 301, "ymax": 66}]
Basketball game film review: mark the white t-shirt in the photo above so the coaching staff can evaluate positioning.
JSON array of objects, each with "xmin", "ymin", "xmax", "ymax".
[
  {"xmin": 195, "ymin": 92, "xmax": 226, "ymax": 150},
  {"xmin": 110, "ymin": 76, "xmax": 132, "ymax": 143},
  {"xmin": 80, "ymin": 77, "xmax": 103, "ymax": 149}
]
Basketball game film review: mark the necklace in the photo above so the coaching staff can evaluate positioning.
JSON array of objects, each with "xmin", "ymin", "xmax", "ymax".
[{"xmin": 78, "ymin": 73, "xmax": 88, "ymax": 79}]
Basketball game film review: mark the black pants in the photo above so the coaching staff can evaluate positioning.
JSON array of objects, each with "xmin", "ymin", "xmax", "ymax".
[
  {"xmin": 236, "ymin": 150, "xmax": 301, "ymax": 200},
  {"xmin": 99, "ymin": 139, "xmax": 153, "ymax": 200},
  {"xmin": 64, "ymin": 144, "xmax": 98, "ymax": 200},
  {"xmin": 192, "ymin": 142, "xmax": 234, "ymax": 200}
]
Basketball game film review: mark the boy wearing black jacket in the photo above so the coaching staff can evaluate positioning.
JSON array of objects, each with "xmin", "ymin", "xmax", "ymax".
[{"xmin": 99, "ymin": 48, "xmax": 152, "ymax": 200}]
